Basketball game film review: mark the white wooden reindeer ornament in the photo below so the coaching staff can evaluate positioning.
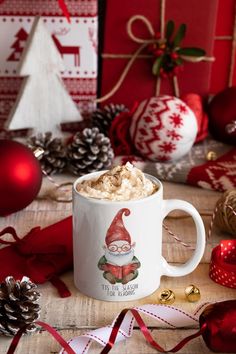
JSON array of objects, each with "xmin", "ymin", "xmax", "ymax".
[{"xmin": 6, "ymin": 17, "xmax": 82, "ymax": 135}]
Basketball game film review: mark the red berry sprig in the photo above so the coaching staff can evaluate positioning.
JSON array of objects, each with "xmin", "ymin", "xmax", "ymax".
[{"xmin": 150, "ymin": 20, "xmax": 206, "ymax": 78}]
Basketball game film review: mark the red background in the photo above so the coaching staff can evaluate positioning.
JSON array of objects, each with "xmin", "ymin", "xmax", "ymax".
[{"xmin": 211, "ymin": 0, "xmax": 236, "ymax": 93}]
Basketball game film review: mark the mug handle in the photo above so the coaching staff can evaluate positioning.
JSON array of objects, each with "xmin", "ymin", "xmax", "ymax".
[{"xmin": 161, "ymin": 199, "xmax": 205, "ymax": 277}]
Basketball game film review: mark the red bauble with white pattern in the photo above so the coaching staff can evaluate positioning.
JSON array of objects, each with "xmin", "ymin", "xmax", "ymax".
[{"xmin": 130, "ymin": 96, "xmax": 198, "ymax": 161}]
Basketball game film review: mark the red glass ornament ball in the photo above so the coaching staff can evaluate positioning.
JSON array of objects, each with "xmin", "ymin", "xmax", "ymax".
[
  {"xmin": 200, "ymin": 300, "xmax": 236, "ymax": 353},
  {"xmin": 208, "ymin": 87, "xmax": 236, "ymax": 145},
  {"xmin": 0, "ymin": 139, "xmax": 42, "ymax": 216}
]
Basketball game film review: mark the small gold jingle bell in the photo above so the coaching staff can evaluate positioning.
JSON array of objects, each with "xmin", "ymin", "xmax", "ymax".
[
  {"xmin": 206, "ymin": 151, "xmax": 217, "ymax": 161},
  {"xmin": 185, "ymin": 284, "xmax": 201, "ymax": 302},
  {"xmin": 158, "ymin": 289, "xmax": 175, "ymax": 304}
]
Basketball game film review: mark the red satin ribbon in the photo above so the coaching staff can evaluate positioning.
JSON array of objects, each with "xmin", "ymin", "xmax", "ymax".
[
  {"xmin": 58, "ymin": 0, "xmax": 71, "ymax": 22},
  {"xmin": 0, "ymin": 226, "xmax": 27, "ymax": 244},
  {"xmin": 209, "ymin": 240, "xmax": 236, "ymax": 289},
  {"xmin": 7, "ymin": 301, "xmax": 236, "ymax": 354},
  {"xmin": 6, "ymin": 308, "xmax": 206, "ymax": 354},
  {"xmin": 100, "ymin": 308, "xmax": 207, "ymax": 354},
  {"xmin": 7, "ymin": 322, "xmax": 76, "ymax": 354}
]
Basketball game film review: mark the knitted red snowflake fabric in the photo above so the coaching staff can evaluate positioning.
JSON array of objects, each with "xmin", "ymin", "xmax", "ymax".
[
  {"xmin": 187, "ymin": 148, "xmax": 236, "ymax": 192},
  {"xmin": 113, "ymin": 139, "xmax": 235, "ymax": 192}
]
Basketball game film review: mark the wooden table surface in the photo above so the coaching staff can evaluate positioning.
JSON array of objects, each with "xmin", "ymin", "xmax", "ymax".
[{"xmin": 0, "ymin": 175, "xmax": 235, "ymax": 354}]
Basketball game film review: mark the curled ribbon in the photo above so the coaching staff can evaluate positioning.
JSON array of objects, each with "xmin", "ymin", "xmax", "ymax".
[
  {"xmin": 0, "ymin": 226, "xmax": 40, "ymax": 245},
  {"xmin": 7, "ymin": 321, "xmax": 76, "ymax": 354},
  {"xmin": 7, "ymin": 303, "xmax": 205, "ymax": 354},
  {"xmin": 57, "ymin": 304, "xmax": 202, "ymax": 353},
  {"xmin": 7, "ymin": 301, "xmax": 236, "ymax": 353},
  {"xmin": 100, "ymin": 13, "xmax": 214, "ymax": 102}
]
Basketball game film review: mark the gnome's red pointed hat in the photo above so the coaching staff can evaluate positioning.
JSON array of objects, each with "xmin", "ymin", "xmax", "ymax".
[{"xmin": 106, "ymin": 208, "xmax": 131, "ymax": 246}]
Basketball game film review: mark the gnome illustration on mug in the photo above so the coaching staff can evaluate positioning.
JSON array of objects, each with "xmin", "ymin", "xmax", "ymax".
[{"xmin": 98, "ymin": 208, "xmax": 141, "ymax": 285}]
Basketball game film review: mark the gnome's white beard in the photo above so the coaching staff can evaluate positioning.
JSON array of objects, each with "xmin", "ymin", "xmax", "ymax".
[{"xmin": 105, "ymin": 248, "xmax": 134, "ymax": 266}]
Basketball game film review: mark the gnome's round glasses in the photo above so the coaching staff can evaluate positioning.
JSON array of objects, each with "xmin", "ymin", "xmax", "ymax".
[{"xmin": 108, "ymin": 244, "xmax": 131, "ymax": 252}]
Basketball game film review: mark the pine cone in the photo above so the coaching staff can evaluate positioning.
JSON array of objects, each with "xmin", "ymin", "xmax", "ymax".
[
  {"xmin": 67, "ymin": 127, "xmax": 114, "ymax": 176},
  {"xmin": 0, "ymin": 276, "xmax": 41, "ymax": 336},
  {"xmin": 28, "ymin": 132, "xmax": 67, "ymax": 175},
  {"xmin": 91, "ymin": 103, "xmax": 129, "ymax": 136}
]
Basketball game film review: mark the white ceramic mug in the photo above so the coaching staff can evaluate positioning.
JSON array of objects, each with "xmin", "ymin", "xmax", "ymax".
[{"xmin": 73, "ymin": 171, "xmax": 205, "ymax": 302}]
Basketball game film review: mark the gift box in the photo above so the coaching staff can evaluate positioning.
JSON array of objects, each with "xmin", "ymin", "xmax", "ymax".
[
  {"xmin": 210, "ymin": 0, "xmax": 236, "ymax": 93},
  {"xmin": 99, "ymin": 0, "xmax": 218, "ymax": 107},
  {"xmin": 0, "ymin": 0, "xmax": 98, "ymax": 129}
]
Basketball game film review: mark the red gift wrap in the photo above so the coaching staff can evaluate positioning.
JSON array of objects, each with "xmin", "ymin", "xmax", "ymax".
[
  {"xmin": 210, "ymin": 0, "xmax": 236, "ymax": 93},
  {"xmin": 100, "ymin": 0, "xmax": 218, "ymax": 107}
]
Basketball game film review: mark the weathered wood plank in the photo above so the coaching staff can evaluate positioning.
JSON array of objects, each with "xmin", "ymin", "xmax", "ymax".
[
  {"xmin": 0, "ymin": 328, "xmax": 219, "ymax": 354},
  {"xmin": 37, "ymin": 265, "xmax": 235, "ymax": 329}
]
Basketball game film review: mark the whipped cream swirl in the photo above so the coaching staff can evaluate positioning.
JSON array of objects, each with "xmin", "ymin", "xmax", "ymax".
[{"xmin": 76, "ymin": 162, "xmax": 158, "ymax": 201}]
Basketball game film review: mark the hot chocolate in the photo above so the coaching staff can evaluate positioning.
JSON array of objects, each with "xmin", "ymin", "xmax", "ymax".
[{"xmin": 76, "ymin": 162, "xmax": 158, "ymax": 201}]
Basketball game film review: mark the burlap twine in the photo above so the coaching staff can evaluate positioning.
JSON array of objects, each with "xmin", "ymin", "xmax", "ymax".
[{"xmin": 214, "ymin": 190, "xmax": 236, "ymax": 236}]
